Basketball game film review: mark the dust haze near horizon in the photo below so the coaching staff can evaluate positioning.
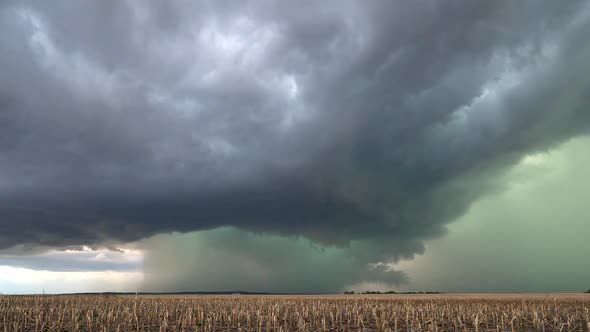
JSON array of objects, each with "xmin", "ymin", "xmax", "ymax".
[{"xmin": 1, "ymin": 1, "xmax": 590, "ymax": 293}]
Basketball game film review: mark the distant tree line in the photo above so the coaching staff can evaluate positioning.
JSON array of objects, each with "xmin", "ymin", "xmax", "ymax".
[
  {"xmin": 585, "ymin": 289, "xmax": 590, "ymax": 293},
  {"xmin": 344, "ymin": 290, "xmax": 443, "ymax": 294}
]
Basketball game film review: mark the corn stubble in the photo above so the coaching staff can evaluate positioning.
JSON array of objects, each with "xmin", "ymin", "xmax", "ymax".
[{"xmin": 1, "ymin": 293, "xmax": 589, "ymax": 331}]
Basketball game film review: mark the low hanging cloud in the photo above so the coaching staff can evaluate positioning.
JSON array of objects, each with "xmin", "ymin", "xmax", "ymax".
[
  {"xmin": 1, "ymin": 1, "xmax": 590, "ymax": 288},
  {"xmin": 142, "ymin": 228, "xmax": 407, "ymax": 293}
]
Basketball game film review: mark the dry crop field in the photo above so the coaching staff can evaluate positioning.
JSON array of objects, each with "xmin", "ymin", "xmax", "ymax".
[{"xmin": 1, "ymin": 293, "xmax": 589, "ymax": 331}]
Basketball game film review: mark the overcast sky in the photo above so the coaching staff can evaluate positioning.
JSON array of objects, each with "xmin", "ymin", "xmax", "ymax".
[{"xmin": 1, "ymin": 0, "xmax": 590, "ymax": 294}]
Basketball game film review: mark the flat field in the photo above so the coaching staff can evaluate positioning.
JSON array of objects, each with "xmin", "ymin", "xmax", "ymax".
[{"xmin": 1, "ymin": 293, "xmax": 589, "ymax": 331}]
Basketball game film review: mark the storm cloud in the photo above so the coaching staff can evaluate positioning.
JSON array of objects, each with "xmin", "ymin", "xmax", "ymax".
[
  {"xmin": 142, "ymin": 228, "xmax": 408, "ymax": 293},
  {"xmin": 1, "ymin": 1, "xmax": 590, "ymax": 289}
]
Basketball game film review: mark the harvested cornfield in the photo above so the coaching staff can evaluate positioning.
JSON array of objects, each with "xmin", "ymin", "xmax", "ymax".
[{"xmin": 1, "ymin": 293, "xmax": 589, "ymax": 331}]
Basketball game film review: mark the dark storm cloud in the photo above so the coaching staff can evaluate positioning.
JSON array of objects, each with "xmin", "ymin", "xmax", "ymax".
[
  {"xmin": 142, "ymin": 228, "xmax": 408, "ymax": 293},
  {"xmin": 1, "ymin": 0, "xmax": 590, "ymax": 268}
]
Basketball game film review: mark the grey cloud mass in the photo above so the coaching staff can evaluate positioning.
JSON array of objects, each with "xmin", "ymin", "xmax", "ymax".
[
  {"xmin": 0, "ymin": 248, "xmax": 141, "ymax": 272},
  {"xmin": 1, "ymin": 1, "xmax": 590, "ymax": 287},
  {"xmin": 142, "ymin": 228, "xmax": 408, "ymax": 293}
]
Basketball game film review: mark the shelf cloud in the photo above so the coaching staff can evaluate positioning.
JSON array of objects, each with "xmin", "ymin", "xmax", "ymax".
[{"xmin": 1, "ymin": 1, "xmax": 590, "ymax": 291}]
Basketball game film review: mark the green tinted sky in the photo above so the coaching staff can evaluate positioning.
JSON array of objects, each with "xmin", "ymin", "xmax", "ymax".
[
  {"xmin": 392, "ymin": 135, "xmax": 590, "ymax": 292},
  {"xmin": 141, "ymin": 136, "xmax": 590, "ymax": 293}
]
